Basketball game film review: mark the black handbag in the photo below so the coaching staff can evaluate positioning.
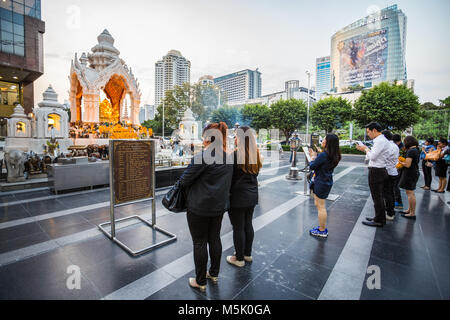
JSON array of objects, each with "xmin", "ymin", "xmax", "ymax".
[{"xmin": 162, "ymin": 180, "xmax": 187, "ymax": 213}]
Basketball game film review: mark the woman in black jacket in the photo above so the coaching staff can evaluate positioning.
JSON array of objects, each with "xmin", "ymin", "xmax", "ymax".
[
  {"xmin": 227, "ymin": 126, "xmax": 262, "ymax": 267},
  {"xmin": 179, "ymin": 122, "xmax": 233, "ymax": 292}
]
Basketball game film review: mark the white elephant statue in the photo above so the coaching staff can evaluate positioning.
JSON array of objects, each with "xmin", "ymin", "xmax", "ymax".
[{"xmin": 5, "ymin": 150, "xmax": 26, "ymax": 183}]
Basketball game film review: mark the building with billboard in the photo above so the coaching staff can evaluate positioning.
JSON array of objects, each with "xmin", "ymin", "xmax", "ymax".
[
  {"xmin": 214, "ymin": 69, "xmax": 261, "ymax": 104},
  {"xmin": 330, "ymin": 5, "xmax": 407, "ymax": 93},
  {"xmin": 0, "ymin": 0, "xmax": 44, "ymax": 136},
  {"xmin": 316, "ymin": 56, "xmax": 331, "ymax": 99}
]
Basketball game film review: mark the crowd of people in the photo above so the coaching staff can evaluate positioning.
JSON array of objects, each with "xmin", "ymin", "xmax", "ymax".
[
  {"xmin": 356, "ymin": 122, "xmax": 449, "ymax": 225},
  {"xmin": 173, "ymin": 120, "xmax": 449, "ymax": 292}
]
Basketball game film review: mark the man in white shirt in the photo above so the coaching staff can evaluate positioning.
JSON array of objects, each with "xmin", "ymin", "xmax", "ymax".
[
  {"xmin": 356, "ymin": 122, "xmax": 391, "ymax": 227},
  {"xmin": 381, "ymin": 130, "xmax": 400, "ymax": 221}
]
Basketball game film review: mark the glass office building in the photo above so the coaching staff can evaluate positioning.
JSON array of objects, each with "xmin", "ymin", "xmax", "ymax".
[
  {"xmin": 0, "ymin": 0, "xmax": 44, "ymax": 135},
  {"xmin": 330, "ymin": 5, "xmax": 407, "ymax": 92},
  {"xmin": 316, "ymin": 56, "xmax": 331, "ymax": 99}
]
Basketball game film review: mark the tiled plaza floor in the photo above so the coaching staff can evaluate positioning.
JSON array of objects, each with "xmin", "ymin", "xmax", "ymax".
[{"xmin": 0, "ymin": 154, "xmax": 448, "ymax": 300}]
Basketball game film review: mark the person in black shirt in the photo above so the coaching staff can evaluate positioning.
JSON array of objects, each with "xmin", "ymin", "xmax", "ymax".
[
  {"xmin": 398, "ymin": 136, "xmax": 420, "ymax": 220},
  {"xmin": 433, "ymin": 138, "xmax": 448, "ymax": 193},
  {"xmin": 179, "ymin": 122, "xmax": 234, "ymax": 292},
  {"xmin": 227, "ymin": 126, "xmax": 262, "ymax": 267},
  {"xmin": 392, "ymin": 134, "xmax": 405, "ymax": 209}
]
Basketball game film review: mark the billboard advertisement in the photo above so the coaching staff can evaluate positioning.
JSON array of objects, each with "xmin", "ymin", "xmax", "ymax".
[{"xmin": 338, "ymin": 29, "xmax": 388, "ymax": 87}]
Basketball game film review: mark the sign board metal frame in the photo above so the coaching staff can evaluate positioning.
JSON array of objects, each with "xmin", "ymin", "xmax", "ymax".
[{"xmin": 98, "ymin": 139, "xmax": 177, "ymax": 257}]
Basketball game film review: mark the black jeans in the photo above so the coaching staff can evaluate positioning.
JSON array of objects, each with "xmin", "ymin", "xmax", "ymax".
[
  {"xmin": 368, "ymin": 168, "xmax": 388, "ymax": 224},
  {"xmin": 422, "ymin": 161, "xmax": 433, "ymax": 188},
  {"xmin": 384, "ymin": 175, "xmax": 396, "ymax": 217},
  {"xmin": 187, "ymin": 211, "xmax": 224, "ymax": 286},
  {"xmin": 228, "ymin": 206, "xmax": 255, "ymax": 261},
  {"xmin": 393, "ymin": 169, "xmax": 403, "ymax": 205}
]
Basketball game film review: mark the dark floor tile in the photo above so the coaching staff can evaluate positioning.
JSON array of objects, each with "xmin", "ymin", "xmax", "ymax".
[
  {"xmin": 0, "ymin": 268, "xmax": 27, "ymax": 300},
  {"xmin": 366, "ymin": 256, "xmax": 442, "ymax": 300},
  {"xmin": 424, "ymin": 237, "xmax": 450, "ymax": 260},
  {"xmin": 0, "ymin": 248, "xmax": 74, "ymax": 284},
  {"xmin": 0, "ymin": 194, "xmax": 17, "ymax": 204},
  {"xmin": 44, "ymin": 221, "xmax": 95, "ymax": 239},
  {"xmin": 57, "ymin": 194, "xmax": 103, "ymax": 209},
  {"xmin": 62, "ymin": 236, "xmax": 129, "ymax": 270},
  {"xmin": 0, "ymin": 204, "xmax": 30, "ymax": 223},
  {"xmin": 114, "ymin": 223, "xmax": 175, "ymax": 253},
  {"xmin": 374, "ymin": 223, "xmax": 426, "ymax": 250},
  {"xmin": 13, "ymin": 190, "xmax": 53, "ymax": 201},
  {"xmin": 360, "ymin": 283, "xmax": 426, "ymax": 300},
  {"xmin": 435, "ymin": 271, "xmax": 450, "ymax": 300},
  {"xmin": 23, "ymin": 200, "xmax": 68, "ymax": 217},
  {"xmin": 84, "ymin": 253, "xmax": 159, "ymax": 296},
  {"xmin": 146, "ymin": 274, "xmax": 207, "ymax": 300},
  {"xmin": 263, "ymin": 254, "xmax": 332, "ymax": 299},
  {"xmin": 428, "ymin": 250, "xmax": 450, "ymax": 281},
  {"xmin": 14, "ymin": 273, "xmax": 101, "ymax": 300},
  {"xmin": 0, "ymin": 222, "xmax": 43, "ymax": 242},
  {"xmin": 234, "ymin": 271, "xmax": 312, "ymax": 300},
  {"xmin": 369, "ymin": 239, "xmax": 430, "ymax": 269},
  {"xmin": 285, "ymin": 235, "xmax": 343, "ymax": 270},
  {"xmin": 0, "ymin": 231, "xmax": 50, "ymax": 254},
  {"xmin": 38, "ymin": 214, "xmax": 89, "ymax": 232}
]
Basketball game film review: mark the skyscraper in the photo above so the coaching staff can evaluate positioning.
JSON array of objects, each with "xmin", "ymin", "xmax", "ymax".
[
  {"xmin": 316, "ymin": 56, "xmax": 331, "ymax": 99},
  {"xmin": 331, "ymin": 5, "xmax": 407, "ymax": 92},
  {"xmin": 155, "ymin": 50, "xmax": 190, "ymax": 107},
  {"xmin": 214, "ymin": 69, "xmax": 261, "ymax": 104}
]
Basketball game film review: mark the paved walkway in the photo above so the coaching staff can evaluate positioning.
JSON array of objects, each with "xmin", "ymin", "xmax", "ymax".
[{"xmin": 0, "ymin": 154, "xmax": 448, "ymax": 300}]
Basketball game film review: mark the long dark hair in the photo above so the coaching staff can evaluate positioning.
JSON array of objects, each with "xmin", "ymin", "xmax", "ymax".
[
  {"xmin": 236, "ymin": 126, "xmax": 263, "ymax": 175},
  {"xmin": 324, "ymin": 134, "xmax": 341, "ymax": 169}
]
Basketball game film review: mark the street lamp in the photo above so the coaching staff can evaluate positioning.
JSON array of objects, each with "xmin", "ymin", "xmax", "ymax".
[
  {"xmin": 162, "ymin": 100, "xmax": 165, "ymax": 139},
  {"xmin": 286, "ymin": 130, "xmax": 302, "ymax": 181},
  {"xmin": 305, "ymin": 71, "xmax": 311, "ymax": 144}
]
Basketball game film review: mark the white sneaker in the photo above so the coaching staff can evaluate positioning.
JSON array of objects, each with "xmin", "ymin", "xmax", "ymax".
[
  {"xmin": 226, "ymin": 256, "xmax": 245, "ymax": 268},
  {"xmin": 386, "ymin": 214, "xmax": 395, "ymax": 221}
]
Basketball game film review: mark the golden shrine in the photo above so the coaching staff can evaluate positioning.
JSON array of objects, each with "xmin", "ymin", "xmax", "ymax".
[{"xmin": 69, "ymin": 29, "xmax": 141, "ymax": 126}]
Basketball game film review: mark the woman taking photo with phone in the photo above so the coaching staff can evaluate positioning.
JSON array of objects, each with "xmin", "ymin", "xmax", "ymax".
[
  {"xmin": 227, "ymin": 126, "xmax": 262, "ymax": 268},
  {"xmin": 308, "ymin": 134, "xmax": 342, "ymax": 238}
]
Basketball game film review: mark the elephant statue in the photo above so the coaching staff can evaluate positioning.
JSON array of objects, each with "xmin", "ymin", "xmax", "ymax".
[{"xmin": 5, "ymin": 150, "xmax": 26, "ymax": 183}]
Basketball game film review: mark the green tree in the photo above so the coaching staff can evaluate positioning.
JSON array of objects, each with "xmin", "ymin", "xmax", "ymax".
[
  {"xmin": 421, "ymin": 102, "xmax": 438, "ymax": 110},
  {"xmin": 311, "ymin": 97, "xmax": 352, "ymax": 134},
  {"xmin": 210, "ymin": 106, "xmax": 241, "ymax": 128},
  {"xmin": 413, "ymin": 101, "xmax": 450, "ymax": 140},
  {"xmin": 353, "ymin": 82, "xmax": 421, "ymax": 131},
  {"xmin": 241, "ymin": 104, "xmax": 271, "ymax": 130},
  {"xmin": 345, "ymin": 84, "xmax": 364, "ymax": 92},
  {"xmin": 159, "ymin": 83, "xmax": 209, "ymax": 125},
  {"xmin": 439, "ymin": 96, "xmax": 450, "ymax": 108},
  {"xmin": 269, "ymin": 99, "xmax": 307, "ymax": 142}
]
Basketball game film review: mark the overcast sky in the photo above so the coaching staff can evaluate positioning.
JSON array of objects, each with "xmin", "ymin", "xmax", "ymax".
[{"xmin": 35, "ymin": 0, "xmax": 450, "ymax": 106}]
